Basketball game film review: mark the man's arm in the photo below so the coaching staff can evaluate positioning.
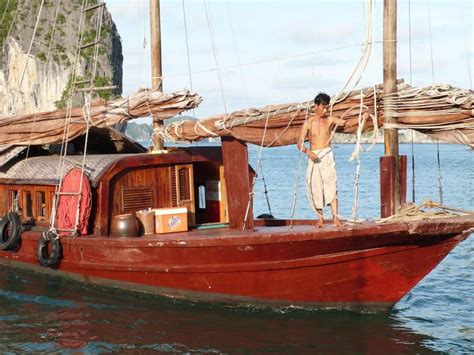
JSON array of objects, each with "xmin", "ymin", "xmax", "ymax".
[
  {"xmin": 297, "ymin": 121, "xmax": 309, "ymax": 153},
  {"xmin": 329, "ymin": 115, "xmax": 346, "ymax": 127}
]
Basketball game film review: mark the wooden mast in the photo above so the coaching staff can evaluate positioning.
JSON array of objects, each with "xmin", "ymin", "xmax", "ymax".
[
  {"xmin": 380, "ymin": 0, "xmax": 406, "ymax": 217},
  {"xmin": 150, "ymin": 0, "xmax": 164, "ymax": 151}
]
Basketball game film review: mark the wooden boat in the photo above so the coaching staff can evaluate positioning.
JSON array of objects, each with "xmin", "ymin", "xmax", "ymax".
[
  {"xmin": 0, "ymin": 0, "xmax": 472, "ymax": 310},
  {"xmin": 0, "ymin": 142, "xmax": 472, "ymax": 309}
]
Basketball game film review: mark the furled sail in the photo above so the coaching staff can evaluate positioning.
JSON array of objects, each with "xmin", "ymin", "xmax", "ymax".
[
  {"xmin": 159, "ymin": 83, "xmax": 473, "ymax": 148},
  {"xmin": 0, "ymin": 89, "xmax": 202, "ymax": 146}
]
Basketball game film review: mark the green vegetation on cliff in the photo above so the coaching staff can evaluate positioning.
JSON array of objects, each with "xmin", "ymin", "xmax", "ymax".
[{"xmin": 0, "ymin": 0, "xmax": 18, "ymax": 57}]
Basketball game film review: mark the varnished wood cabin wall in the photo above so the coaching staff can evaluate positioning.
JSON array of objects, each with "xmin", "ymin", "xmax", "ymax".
[
  {"xmin": 0, "ymin": 184, "xmax": 56, "ymax": 226},
  {"xmin": 109, "ymin": 165, "xmax": 172, "ymax": 218}
]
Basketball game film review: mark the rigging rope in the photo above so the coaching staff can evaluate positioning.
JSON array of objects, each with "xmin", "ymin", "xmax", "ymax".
[
  {"xmin": 436, "ymin": 140, "xmax": 444, "ymax": 205},
  {"xmin": 182, "ymin": 0, "xmax": 193, "ymax": 92},
  {"xmin": 203, "ymin": 0, "xmax": 228, "ymax": 114},
  {"xmin": 50, "ymin": 0, "xmax": 106, "ymax": 237},
  {"xmin": 50, "ymin": 0, "xmax": 88, "ymax": 234},
  {"xmin": 17, "ymin": 0, "xmax": 45, "ymax": 93},
  {"xmin": 242, "ymin": 59, "xmax": 282, "ymax": 229},
  {"xmin": 225, "ymin": 1, "xmax": 273, "ymax": 219},
  {"xmin": 428, "ymin": 0, "xmax": 435, "ymax": 83},
  {"xmin": 408, "ymin": 0, "xmax": 415, "ymax": 204},
  {"xmin": 45, "ymin": 0, "xmax": 62, "ymax": 63},
  {"xmin": 181, "ymin": 0, "xmax": 196, "ymax": 120},
  {"xmin": 331, "ymin": 0, "xmax": 374, "ymax": 105},
  {"xmin": 289, "ymin": 106, "xmax": 311, "ymax": 229},
  {"xmin": 244, "ymin": 57, "xmax": 284, "ymax": 227},
  {"xmin": 1, "ymin": 3, "xmax": 20, "ymax": 117},
  {"xmin": 4, "ymin": 3, "xmax": 18, "ymax": 47},
  {"xmin": 460, "ymin": 8, "xmax": 473, "ymax": 89},
  {"xmin": 151, "ymin": 41, "xmax": 383, "ymax": 82},
  {"xmin": 0, "ymin": 0, "xmax": 10, "ymax": 25},
  {"xmin": 136, "ymin": 0, "xmax": 142, "ymax": 88},
  {"xmin": 427, "ymin": 1, "xmax": 445, "ymax": 206},
  {"xmin": 24, "ymin": 0, "xmax": 62, "ymax": 164},
  {"xmin": 350, "ymin": 91, "xmax": 364, "ymax": 220},
  {"xmin": 376, "ymin": 199, "xmax": 472, "ymax": 224}
]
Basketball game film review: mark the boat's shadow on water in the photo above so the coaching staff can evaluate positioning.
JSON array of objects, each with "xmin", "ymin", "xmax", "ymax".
[{"xmin": 0, "ymin": 267, "xmax": 442, "ymax": 354}]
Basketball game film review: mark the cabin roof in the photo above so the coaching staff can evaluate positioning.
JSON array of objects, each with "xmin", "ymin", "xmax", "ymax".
[{"xmin": 0, "ymin": 154, "xmax": 135, "ymax": 187}]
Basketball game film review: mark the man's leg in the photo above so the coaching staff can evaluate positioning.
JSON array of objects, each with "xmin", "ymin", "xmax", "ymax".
[
  {"xmin": 316, "ymin": 208, "xmax": 324, "ymax": 228},
  {"xmin": 330, "ymin": 197, "xmax": 341, "ymax": 227}
]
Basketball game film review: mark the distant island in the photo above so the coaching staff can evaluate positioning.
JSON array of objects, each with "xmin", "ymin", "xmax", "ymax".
[
  {"xmin": 332, "ymin": 130, "xmax": 435, "ymax": 144},
  {"xmin": 124, "ymin": 117, "xmax": 436, "ymax": 144},
  {"xmin": 124, "ymin": 115, "xmax": 197, "ymax": 142}
]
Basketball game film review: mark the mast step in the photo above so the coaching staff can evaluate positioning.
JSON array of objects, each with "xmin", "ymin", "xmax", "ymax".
[
  {"xmin": 84, "ymin": 3, "xmax": 105, "ymax": 12},
  {"xmin": 79, "ymin": 41, "xmax": 100, "ymax": 50},
  {"xmin": 62, "ymin": 156, "xmax": 83, "ymax": 167},
  {"xmin": 73, "ymin": 79, "xmax": 92, "ymax": 86},
  {"xmin": 75, "ymin": 85, "xmax": 117, "ymax": 92},
  {"xmin": 56, "ymin": 192, "xmax": 82, "ymax": 196},
  {"xmin": 68, "ymin": 119, "xmax": 88, "ymax": 124},
  {"xmin": 55, "ymin": 228, "xmax": 76, "ymax": 233}
]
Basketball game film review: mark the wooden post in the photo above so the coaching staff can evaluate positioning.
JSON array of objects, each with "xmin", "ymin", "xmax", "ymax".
[
  {"xmin": 221, "ymin": 137, "xmax": 253, "ymax": 230},
  {"xmin": 150, "ymin": 0, "xmax": 164, "ymax": 151},
  {"xmin": 381, "ymin": 0, "xmax": 404, "ymax": 216},
  {"xmin": 380, "ymin": 155, "xmax": 407, "ymax": 218}
]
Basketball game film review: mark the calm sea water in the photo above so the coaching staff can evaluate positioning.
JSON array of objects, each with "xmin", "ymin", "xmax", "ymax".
[{"xmin": 0, "ymin": 144, "xmax": 472, "ymax": 353}]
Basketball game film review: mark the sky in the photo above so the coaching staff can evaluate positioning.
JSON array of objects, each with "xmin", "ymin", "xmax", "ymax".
[{"xmin": 106, "ymin": 0, "xmax": 473, "ymax": 121}]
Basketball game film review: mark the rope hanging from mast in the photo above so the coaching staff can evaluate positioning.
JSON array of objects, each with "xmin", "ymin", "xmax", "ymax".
[
  {"xmin": 427, "ymin": 0, "xmax": 445, "ymax": 205},
  {"xmin": 203, "ymin": 0, "xmax": 228, "ymax": 114},
  {"xmin": 17, "ymin": 0, "xmax": 45, "ymax": 95},
  {"xmin": 408, "ymin": 0, "xmax": 416, "ymax": 204}
]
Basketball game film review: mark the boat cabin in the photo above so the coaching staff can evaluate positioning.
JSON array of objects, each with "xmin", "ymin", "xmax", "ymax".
[{"xmin": 0, "ymin": 144, "xmax": 254, "ymax": 236}]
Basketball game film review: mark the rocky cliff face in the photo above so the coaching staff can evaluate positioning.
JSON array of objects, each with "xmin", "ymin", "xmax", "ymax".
[{"xmin": 0, "ymin": 0, "xmax": 122, "ymax": 117}]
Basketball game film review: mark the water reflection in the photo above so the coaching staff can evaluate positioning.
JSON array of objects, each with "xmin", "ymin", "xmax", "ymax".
[{"xmin": 0, "ymin": 267, "xmax": 440, "ymax": 353}]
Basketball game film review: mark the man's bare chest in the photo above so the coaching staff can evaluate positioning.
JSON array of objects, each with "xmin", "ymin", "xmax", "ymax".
[{"xmin": 309, "ymin": 120, "xmax": 331, "ymax": 136}]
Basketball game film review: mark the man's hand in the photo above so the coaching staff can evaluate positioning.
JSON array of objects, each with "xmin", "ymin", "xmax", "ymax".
[{"xmin": 307, "ymin": 151, "xmax": 319, "ymax": 162}]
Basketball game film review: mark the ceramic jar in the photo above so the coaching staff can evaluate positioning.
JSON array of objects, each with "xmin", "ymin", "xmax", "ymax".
[{"xmin": 110, "ymin": 213, "xmax": 139, "ymax": 237}]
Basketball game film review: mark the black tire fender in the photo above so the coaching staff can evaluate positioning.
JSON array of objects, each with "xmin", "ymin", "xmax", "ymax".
[
  {"xmin": 37, "ymin": 230, "xmax": 62, "ymax": 267},
  {"xmin": 0, "ymin": 212, "xmax": 22, "ymax": 251}
]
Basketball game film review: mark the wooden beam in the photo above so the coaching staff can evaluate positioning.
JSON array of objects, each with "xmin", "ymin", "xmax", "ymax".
[
  {"xmin": 380, "ymin": 155, "xmax": 407, "ymax": 217},
  {"xmin": 221, "ymin": 137, "xmax": 253, "ymax": 230},
  {"xmin": 382, "ymin": 0, "xmax": 401, "ymax": 216},
  {"xmin": 150, "ymin": 0, "xmax": 164, "ymax": 151}
]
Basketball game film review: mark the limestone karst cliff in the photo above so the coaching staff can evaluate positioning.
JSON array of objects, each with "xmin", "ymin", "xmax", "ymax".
[{"xmin": 0, "ymin": 0, "xmax": 122, "ymax": 117}]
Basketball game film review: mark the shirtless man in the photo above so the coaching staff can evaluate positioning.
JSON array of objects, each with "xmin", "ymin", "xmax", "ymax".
[{"xmin": 297, "ymin": 93, "xmax": 346, "ymax": 227}]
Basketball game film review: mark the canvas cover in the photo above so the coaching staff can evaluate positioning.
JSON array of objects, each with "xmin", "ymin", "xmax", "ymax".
[
  {"xmin": 0, "ymin": 89, "xmax": 202, "ymax": 146},
  {"xmin": 159, "ymin": 83, "xmax": 473, "ymax": 148}
]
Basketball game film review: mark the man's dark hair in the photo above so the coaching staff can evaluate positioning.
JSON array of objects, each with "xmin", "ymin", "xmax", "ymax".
[{"xmin": 314, "ymin": 92, "xmax": 331, "ymax": 106}]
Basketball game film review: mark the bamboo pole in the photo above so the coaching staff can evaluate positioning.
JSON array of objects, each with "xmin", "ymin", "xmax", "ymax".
[{"xmin": 150, "ymin": 0, "xmax": 164, "ymax": 151}]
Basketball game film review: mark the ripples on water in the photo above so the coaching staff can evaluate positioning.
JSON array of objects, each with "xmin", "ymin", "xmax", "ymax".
[
  {"xmin": 0, "ymin": 144, "xmax": 472, "ymax": 353},
  {"xmin": 0, "ymin": 268, "xmax": 446, "ymax": 353}
]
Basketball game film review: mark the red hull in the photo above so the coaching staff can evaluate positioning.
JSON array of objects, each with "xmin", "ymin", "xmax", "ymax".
[{"xmin": 1, "ymin": 216, "xmax": 473, "ymax": 309}]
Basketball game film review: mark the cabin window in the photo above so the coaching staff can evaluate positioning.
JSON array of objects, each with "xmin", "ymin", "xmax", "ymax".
[
  {"xmin": 8, "ymin": 190, "xmax": 18, "ymax": 210},
  {"xmin": 170, "ymin": 167, "xmax": 178, "ymax": 207},
  {"xmin": 23, "ymin": 191, "xmax": 33, "ymax": 218},
  {"xmin": 172, "ymin": 164, "xmax": 195, "ymax": 225},
  {"xmin": 178, "ymin": 167, "xmax": 191, "ymax": 201},
  {"xmin": 121, "ymin": 186, "xmax": 153, "ymax": 213},
  {"xmin": 35, "ymin": 191, "xmax": 47, "ymax": 221}
]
